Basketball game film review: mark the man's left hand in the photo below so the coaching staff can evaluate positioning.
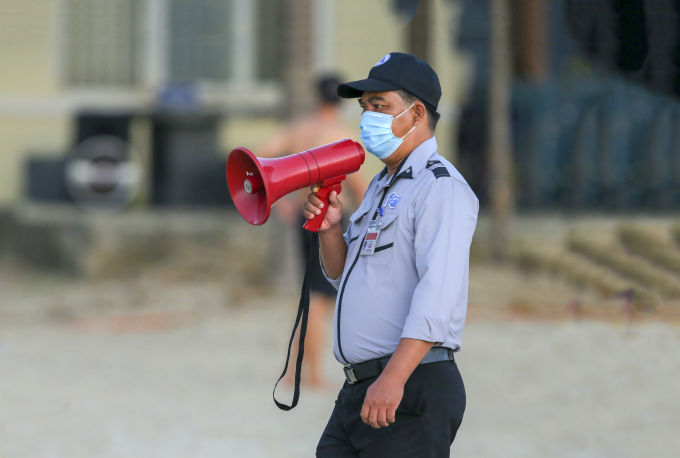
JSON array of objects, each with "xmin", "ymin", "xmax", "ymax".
[{"xmin": 360, "ymin": 374, "xmax": 404, "ymax": 428}]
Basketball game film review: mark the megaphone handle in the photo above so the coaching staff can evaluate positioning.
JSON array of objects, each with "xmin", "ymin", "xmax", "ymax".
[{"xmin": 303, "ymin": 180, "xmax": 344, "ymax": 232}]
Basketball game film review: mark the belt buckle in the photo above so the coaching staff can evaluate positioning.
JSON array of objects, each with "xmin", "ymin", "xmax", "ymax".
[{"xmin": 343, "ymin": 364, "xmax": 358, "ymax": 384}]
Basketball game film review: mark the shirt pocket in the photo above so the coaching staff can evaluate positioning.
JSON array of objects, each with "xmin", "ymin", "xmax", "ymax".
[
  {"xmin": 349, "ymin": 202, "xmax": 372, "ymax": 225},
  {"xmin": 345, "ymin": 205, "xmax": 370, "ymax": 257},
  {"xmin": 347, "ymin": 203, "xmax": 371, "ymax": 244},
  {"xmin": 364, "ymin": 212, "xmax": 398, "ymax": 266}
]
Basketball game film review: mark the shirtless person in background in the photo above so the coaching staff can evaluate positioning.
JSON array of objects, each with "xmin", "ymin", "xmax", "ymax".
[{"xmin": 256, "ymin": 75, "xmax": 366, "ymax": 388}]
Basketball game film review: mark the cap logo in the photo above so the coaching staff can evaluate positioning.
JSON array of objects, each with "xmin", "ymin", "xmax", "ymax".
[{"xmin": 374, "ymin": 54, "xmax": 391, "ymax": 67}]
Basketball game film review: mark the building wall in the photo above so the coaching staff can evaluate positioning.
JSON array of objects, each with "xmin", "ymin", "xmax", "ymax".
[
  {"xmin": 0, "ymin": 118, "xmax": 71, "ymax": 204},
  {"xmin": 0, "ymin": 0, "xmax": 468, "ymax": 205},
  {"xmin": 0, "ymin": 0, "xmax": 58, "ymax": 96},
  {"xmin": 333, "ymin": 0, "xmax": 405, "ymax": 178},
  {"xmin": 0, "ymin": 0, "xmax": 68, "ymax": 204}
]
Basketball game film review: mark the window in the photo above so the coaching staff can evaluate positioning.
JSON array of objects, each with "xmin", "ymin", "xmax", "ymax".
[
  {"xmin": 168, "ymin": 0, "xmax": 234, "ymax": 83},
  {"xmin": 256, "ymin": 0, "xmax": 285, "ymax": 82},
  {"xmin": 60, "ymin": 0, "xmax": 284, "ymax": 89},
  {"xmin": 62, "ymin": 0, "xmax": 143, "ymax": 87}
]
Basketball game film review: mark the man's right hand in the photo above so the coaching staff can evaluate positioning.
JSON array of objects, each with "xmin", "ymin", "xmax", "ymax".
[
  {"xmin": 303, "ymin": 189, "xmax": 343, "ymax": 232},
  {"xmin": 307, "ymin": 189, "xmax": 348, "ymax": 279}
]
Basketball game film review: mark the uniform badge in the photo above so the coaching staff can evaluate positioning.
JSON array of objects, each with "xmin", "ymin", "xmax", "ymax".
[
  {"xmin": 374, "ymin": 54, "xmax": 391, "ymax": 66},
  {"xmin": 385, "ymin": 192, "xmax": 402, "ymax": 209}
]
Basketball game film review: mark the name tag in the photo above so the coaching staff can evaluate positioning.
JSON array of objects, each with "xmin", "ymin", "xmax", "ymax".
[{"xmin": 360, "ymin": 218, "xmax": 383, "ymax": 256}]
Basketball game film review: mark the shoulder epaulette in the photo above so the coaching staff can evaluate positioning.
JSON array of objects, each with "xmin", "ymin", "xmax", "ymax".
[{"xmin": 426, "ymin": 160, "xmax": 450, "ymax": 179}]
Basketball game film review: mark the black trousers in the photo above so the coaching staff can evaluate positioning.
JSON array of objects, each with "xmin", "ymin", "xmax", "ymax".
[{"xmin": 316, "ymin": 360, "xmax": 466, "ymax": 458}]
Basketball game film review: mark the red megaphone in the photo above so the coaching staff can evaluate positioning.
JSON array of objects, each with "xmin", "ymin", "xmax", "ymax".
[{"xmin": 226, "ymin": 139, "xmax": 365, "ymax": 232}]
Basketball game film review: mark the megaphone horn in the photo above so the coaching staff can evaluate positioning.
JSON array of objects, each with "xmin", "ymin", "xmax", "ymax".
[{"xmin": 226, "ymin": 139, "xmax": 365, "ymax": 231}]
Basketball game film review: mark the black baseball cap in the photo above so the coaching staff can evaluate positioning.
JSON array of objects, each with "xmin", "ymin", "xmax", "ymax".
[{"xmin": 337, "ymin": 52, "xmax": 442, "ymax": 113}]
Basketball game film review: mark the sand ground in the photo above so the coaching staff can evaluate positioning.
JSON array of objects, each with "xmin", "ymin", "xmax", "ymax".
[
  {"xmin": 1, "ymin": 311, "xmax": 679, "ymax": 457},
  {"xmin": 1, "ymin": 265, "xmax": 679, "ymax": 458}
]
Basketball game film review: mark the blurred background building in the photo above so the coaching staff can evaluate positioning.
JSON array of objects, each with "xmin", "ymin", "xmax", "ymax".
[
  {"xmin": 0, "ymin": 0, "xmax": 466, "ymax": 211},
  {"xmin": 0, "ymin": 0, "xmax": 472, "ymax": 279},
  {"xmin": 3, "ymin": 0, "xmax": 680, "ymax": 273},
  {"xmin": 458, "ymin": 0, "xmax": 680, "ymax": 212},
  {"xmin": 3, "ymin": 0, "xmax": 680, "ymax": 219},
  {"xmin": 3, "ymin": 0, "xmax": 680, "ymax": 278}
]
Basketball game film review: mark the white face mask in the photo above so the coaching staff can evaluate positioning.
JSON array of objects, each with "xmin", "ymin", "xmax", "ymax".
[{"xmin": 359, "ymin": 103, "xmax": 416, "ymax": 160}]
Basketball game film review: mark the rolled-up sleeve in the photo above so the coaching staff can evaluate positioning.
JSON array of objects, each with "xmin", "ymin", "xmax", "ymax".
[
  {"xmin": 319, "ymin": 229, "xmax": 350, "ymax": 291},
  {"xmin": 401, "ymin": 178, "xmax": 478, "ymax": 344}
]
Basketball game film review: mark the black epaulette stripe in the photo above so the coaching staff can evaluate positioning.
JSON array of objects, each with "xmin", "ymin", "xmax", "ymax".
[{"xmin": 426, "ymin": 160, "xmax": 450, "ymax": 178}]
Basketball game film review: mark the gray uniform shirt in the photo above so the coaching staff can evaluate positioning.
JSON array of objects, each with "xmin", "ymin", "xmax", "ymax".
[{"xmin": 322, "ymin": 136, "xmax": 479, "ymax": 365}]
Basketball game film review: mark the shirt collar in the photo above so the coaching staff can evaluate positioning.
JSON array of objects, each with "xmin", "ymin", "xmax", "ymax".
[{"xmin": 377, "ymin": 136, "xmax": 438, "ymax": 186}]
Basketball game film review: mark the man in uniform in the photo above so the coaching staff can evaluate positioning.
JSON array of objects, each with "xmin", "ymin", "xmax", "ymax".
[{"xmin": 303, "ymin": 53, "xmax": 479, "ymax": 457}]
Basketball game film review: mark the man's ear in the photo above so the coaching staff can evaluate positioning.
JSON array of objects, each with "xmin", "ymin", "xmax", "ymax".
[{"xmin": 413, "ymin": 102, "xmax": 426, "ymax": 126}]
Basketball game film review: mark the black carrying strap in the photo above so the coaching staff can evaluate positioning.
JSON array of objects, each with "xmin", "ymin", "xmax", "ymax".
[{"xmin": 273, "ymin": 231, "xmax": 318, "ymax": 410}]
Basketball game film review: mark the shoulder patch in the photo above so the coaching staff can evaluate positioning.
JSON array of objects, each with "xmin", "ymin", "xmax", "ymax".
[{"xmin": 426, "ymin": 160, "xmax": 450, "ymax": 179}]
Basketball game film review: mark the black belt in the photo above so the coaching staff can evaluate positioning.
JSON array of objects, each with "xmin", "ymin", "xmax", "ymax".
[{"xmin": 343, "ymin": 347, "xmax": 456, "ymax": 384}]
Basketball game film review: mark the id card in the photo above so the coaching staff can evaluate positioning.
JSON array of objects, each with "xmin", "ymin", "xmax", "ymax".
[{"xmin": 360, "ymin": 218, "xmax": 383, "ymax": 256}]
